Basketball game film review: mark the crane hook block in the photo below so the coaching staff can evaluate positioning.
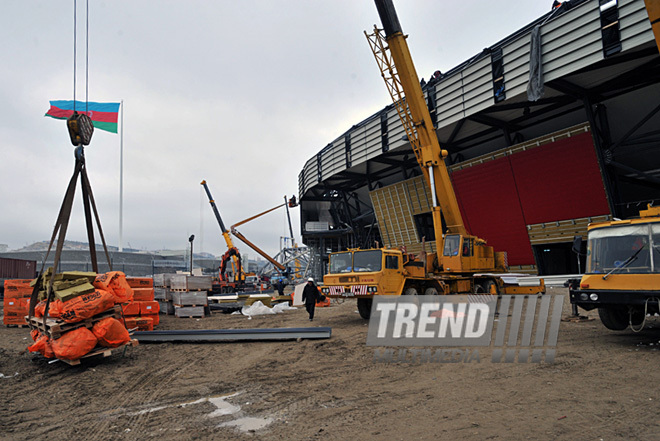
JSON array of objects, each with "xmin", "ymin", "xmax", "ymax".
[{"xmin": 67, "ymin": 112, "xmax": 94, "ymax": 146}]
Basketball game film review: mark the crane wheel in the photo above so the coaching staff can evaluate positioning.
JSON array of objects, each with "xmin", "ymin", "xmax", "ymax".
[
  {"xmin": 357, "ymin": 298, "xmax": 373, "ymax": 320},
  {"xmin": 404, "ymin": 287, "xmax": 419, "ymax": 296},
  {"xmin": 424, "ymin": 287, "xmax": 438, "ymax": 296},
  {"xmin": 598, "ymin": 307, "xmax": 630, "ymax": 331},
  {"xmin": 481, "ymin": 280, "xmax": 498, "ymax": 295}
]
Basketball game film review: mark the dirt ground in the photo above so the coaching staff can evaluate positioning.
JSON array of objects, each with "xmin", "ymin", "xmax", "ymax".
[{"xmin": 1, "ymin": 287, "xmax": 660, "ymax": 440}]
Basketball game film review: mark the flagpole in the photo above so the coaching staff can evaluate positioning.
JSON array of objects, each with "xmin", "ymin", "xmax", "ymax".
[{"xmin": 119, "ymin": 99, "xmax": 124, "ymax": 252}]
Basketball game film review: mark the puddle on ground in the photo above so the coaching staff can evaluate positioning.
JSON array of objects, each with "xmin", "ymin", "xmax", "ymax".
[
  {"xmin": 219, "ymin": 416, "xmax": 274, "ymax": 432},
  {"xmin": 206, "ymin": 395, "xmax": 241, "ymax": 417},
  {"xmin": 127, "ymin": 391, "xmax": 242, "ymax": 416},
  {"xmin": 125, "ymin": 391, "xmax": 272, "ymax": 432}
]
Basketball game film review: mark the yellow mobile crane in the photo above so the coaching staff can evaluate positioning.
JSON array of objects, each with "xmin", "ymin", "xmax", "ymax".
[
  {"xmin": 322, "ymin": 0, "xmax": 544, "ymax": 319},
  {"xmin": 201, "ymin": 180, "xmax": 247, "ymax": 291},
  {"xmin": 567, "ymin": 2, "xmax": 660, "ymax": 331}
]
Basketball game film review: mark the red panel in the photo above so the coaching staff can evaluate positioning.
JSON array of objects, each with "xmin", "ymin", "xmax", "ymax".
[
  {"xmin": 452, "ymin": 158, "xmax": 535, "ymax": 266},
  {"xmin": 510, "ymin": 132, "xmax": 610, "ymax": 224}
]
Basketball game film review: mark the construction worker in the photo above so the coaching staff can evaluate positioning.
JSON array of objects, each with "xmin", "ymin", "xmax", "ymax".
[
  {"xmin": 275, "ymin": 278, "xmax": 285, "ymax": 296},
  {"xmin": 302, "ymin": 277, "xmax": 319, "ymax": 321}
]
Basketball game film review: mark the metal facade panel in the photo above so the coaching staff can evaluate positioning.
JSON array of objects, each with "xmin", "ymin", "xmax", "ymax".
[
  {"xmin": 386, "ymin": 107, "xmax": 408, "ymax": 150},
  {"xmin": 434, "ymin": 72, "xmax": 465, "ymax": 126},
  {"xmin": 619, "ymin": 0, "xmax": 655, "ymax": 51},
  {"xmin": 320, "ymin": 141, "xmax": 346, "ymax": 178},
  {"xmin": 542, "ymin": 2, "xmax": 603, "ymax": 82},
  {"xmin": 365, "ymin": 117, "xmax": 383, "ymax": 160},
  {"xmin": 350, "ymin": 125, "xmax": 369, "ymax": 165},
  {"xmin": 462, "ymin": 58, "xmax": 493, "ymax": 115}
]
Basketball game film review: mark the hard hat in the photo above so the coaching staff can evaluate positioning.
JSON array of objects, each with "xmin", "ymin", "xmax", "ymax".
[{"xmin": 308, "ymin": 277, "xmax": 314, "ymax": 282}]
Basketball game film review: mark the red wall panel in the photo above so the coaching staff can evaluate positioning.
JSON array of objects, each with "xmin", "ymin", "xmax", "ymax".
[
  {"xmin": 452, "ymin": 158, "xmax": 535, "ymax": 265},
  {"xmin": 450, "ymin": 131, "xmax": 609, "ymax": 267},
  {"xmin": 510, "ymin": 132, "xmax": 610, "ymax": 224}
]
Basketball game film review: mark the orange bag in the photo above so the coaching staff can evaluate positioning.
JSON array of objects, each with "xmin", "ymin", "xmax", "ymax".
[
  {"xmin": 92, "ymin": 317, "xmax": 131, "ymax": 348},
  {"xmin": 33, "ymin": 299, "xmax": 63, "ymax": 318},
  {"xmin": 59, "ymin": 290, "xmax": 115, "ymax": 323},
  {"xmin": 50, "ymin": 327, "xmax": 98, "ymax": 360},
  {"xmin": 93, "ymin": 271, "xmax": 134, "ymax": 304},
  {"xmin": 28, "ymin": 334, "xmax": 55, "ymax": 358}
]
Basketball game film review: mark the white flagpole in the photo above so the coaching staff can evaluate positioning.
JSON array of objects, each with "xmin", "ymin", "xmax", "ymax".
[{"xmin": 119, "ymin": 99, "xmax": 124, "ymax": 252}]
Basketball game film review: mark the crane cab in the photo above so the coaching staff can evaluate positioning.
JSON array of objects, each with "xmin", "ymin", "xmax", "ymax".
[{"xmin": 441, "ymin": 234, "xmax": 507, "ymax": 274}]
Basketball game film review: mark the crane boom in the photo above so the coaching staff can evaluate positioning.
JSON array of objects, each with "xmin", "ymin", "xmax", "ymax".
[
  {"xmin": 367, "ymin": 0, "xmax": 467, "ymax": 252},
  {"xmin": 200, "ymin": 180, "xmax": 243, "ymax": 280}
]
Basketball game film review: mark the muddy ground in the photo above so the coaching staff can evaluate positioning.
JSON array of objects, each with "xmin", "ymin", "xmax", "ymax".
[{"xmin": 1, "ymin": 287, "xmax": 660, "ymax": 440}]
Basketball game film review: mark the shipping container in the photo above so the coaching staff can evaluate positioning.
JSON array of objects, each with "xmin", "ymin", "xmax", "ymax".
[{"xmin": 0, "ymin": 257, "xmax": 37, "ymax": 280}]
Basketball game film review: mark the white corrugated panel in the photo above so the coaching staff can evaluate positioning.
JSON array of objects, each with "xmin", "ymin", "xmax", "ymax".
[
  {"xmin": 365, "ymin": 117, "xmax": 383, "ymax": 160},
  {"xmin": 320, "ymin": 141, "xmax": 346, "ymax": 179},
  {"xmin": 503, "ymin": 30, "xmax": 533, "ymax": 100},
  {"xmin": 462, "ymin": 57, "xmax": 493, "ymax": 116},
  {"xmin": 542, "ymin": 1, "xmax": 603, "ymax": 82},
  {"xmin": 434, "ymin": 72, "xmax": 465, "ymax": 127},
  {"xmin": 349, "ymin": 124, "xmax": 368, "ymax": 166},
  {"xmin": 386, "ymin": 107, "xmax": 408, "ymax": 151},
  {"xmin": 619, "ymin": 0, "xmax": 655, "ymax": 51}
]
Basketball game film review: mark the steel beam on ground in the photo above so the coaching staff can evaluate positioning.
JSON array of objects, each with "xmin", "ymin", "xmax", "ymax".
[{"xmin": 133, "ymin": 327, "xmax": 331, "ymax": 343}]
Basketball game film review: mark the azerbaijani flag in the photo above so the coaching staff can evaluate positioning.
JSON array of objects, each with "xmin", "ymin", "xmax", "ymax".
[{"xmin": 45, "ymin": 100, "xmax": 121, "ymax": 133}]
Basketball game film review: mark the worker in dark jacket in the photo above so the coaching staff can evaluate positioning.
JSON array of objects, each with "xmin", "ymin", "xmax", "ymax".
[{"xmin": 302, "ymin": 277, "xmax": 319, "ymax": 321}]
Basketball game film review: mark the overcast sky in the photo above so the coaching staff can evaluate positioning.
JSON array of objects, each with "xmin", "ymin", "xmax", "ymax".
[{"xmin": 1, "ymin": 0, "xmax": 553, "ymax": 258}]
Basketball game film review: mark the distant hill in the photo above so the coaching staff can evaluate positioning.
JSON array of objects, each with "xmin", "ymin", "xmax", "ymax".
[{"xmin": 14, "ymin": 240, "xmax": 139, "ymax": 253}]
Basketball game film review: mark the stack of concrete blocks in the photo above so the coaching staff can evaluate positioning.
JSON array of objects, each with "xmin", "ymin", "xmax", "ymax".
[
  {"xmin": 153, "ymin": 273, "xmax": 175, "ymax": 316},
  {"xmin": 170, "ymin": 275, "xmax": 211, "ymax": 318}
]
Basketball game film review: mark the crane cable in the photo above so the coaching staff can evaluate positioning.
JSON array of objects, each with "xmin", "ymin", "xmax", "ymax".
[{"xmin": 72, "ymin": 0, "xmax": 90, "ymax": 114}]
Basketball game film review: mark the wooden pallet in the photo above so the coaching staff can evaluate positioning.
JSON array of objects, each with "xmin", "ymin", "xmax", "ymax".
[
  {"xmin": 4, "ymin": 324, "xmax": 29, "ymax": 328},
  {"xmin": 59, "ymin": 339, "xmax": 139, "ymax": 366},
  {"xmin": 174, "ymin": 315, "xmax": 205, "ymax": 319},
  {"xmin": 27, "ymin": 305, "xmax": 122, "ymax": 339}
]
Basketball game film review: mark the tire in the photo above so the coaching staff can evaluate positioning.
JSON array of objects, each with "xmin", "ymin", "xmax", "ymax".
[
  {"xmin": 473, "ymin": 283, "xmax": 486, "ymax": 294},
  {"xmin": 357, "ymin": 298, "xmax": 373, "ymax": 320},
  {"xmin": 424, "ymin": 287, "xmax": 438, "ymax": 296},
  {"xmin": 598, "ymin": 307, "xmax": 630, "ymax": 331},
  {"xmin": 404, "ymin": 287, "xmax": 419, "ymax": 296},
  {"xmin": 481, "ymin": 280, "xmax": 498, "ymax": 295}
]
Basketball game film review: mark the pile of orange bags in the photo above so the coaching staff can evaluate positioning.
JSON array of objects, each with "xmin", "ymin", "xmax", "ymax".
[{"xmin": 27, "ymin": 271, "xmax": 136, "ymax": 362}]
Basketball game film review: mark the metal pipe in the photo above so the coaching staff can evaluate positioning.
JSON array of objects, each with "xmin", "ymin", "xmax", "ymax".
[{"xmin": 133, "ymin": 327, "xmax": 332, "ymax": 343}]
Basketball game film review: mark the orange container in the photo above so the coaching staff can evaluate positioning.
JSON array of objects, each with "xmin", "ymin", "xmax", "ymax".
[
  {"xmin": 126, "ymin": 277, "xmax": 154, "ymax": 288},
  {"xmin": 124, "ymin": 316, "xmax": 153, "ymax": 331},
  {"xmin": 122, "ymin": 302, "xmax": 140, "ymax": 316},
  {"xmin": 4, "ymin": 279, "xmax": 33, "ymax": 288},
  {"xmin": 3, "ymin": 298, "xmax": 29, "ymax": 314},
  {"xmin": 4, "ymin": 279, "xmax": 34, "ymax": 299},
  {"xmin": 3, "ymin": 315, "xmax": 27, "ymax": 325},
  {"xmin": 142, "ymin": 313, "xmax": 159, "ymax": 327},
  {"xmin": 139, "ymin": 300, "xmax": 160, "ymax": 315},
  {"xmin": 132, "ymin": 288, "xmax": 155, "ymax": 301}
]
